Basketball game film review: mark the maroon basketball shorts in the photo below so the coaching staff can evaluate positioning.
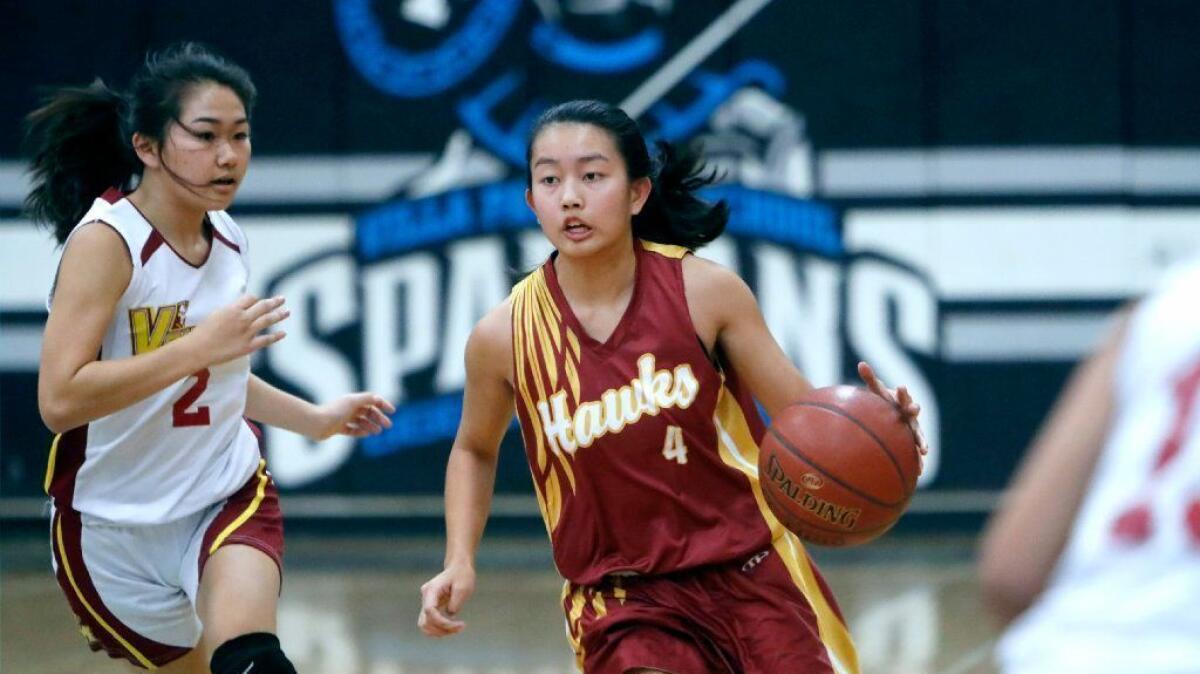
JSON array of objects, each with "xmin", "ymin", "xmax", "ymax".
[
  {"xmin": 49, "ymin": 459, "xmax": 284, "ymax": 669},
  {"xmin": 563, "ymin": 539, "xmax": 859, "ymax": 674}
]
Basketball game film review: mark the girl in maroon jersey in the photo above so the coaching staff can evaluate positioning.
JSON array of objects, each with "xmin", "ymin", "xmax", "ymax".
[{"xmin": 419, "ymin": 99, "xmax": 925, "ymax": 673}]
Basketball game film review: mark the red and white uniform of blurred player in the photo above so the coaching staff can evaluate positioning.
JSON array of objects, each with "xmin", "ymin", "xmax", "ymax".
[
  {"xmin": 998, "ymin": 261, "xmax": 1200, "ymax": 674},
  {"xmin": 44, "ymin": 190, "xmax": 282, "ymax": 668}
]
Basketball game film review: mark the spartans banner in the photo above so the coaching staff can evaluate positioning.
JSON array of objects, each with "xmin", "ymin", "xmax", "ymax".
[{"xmin": 2, "ymin": 1, "xmax": 1199, "ymax": 518}]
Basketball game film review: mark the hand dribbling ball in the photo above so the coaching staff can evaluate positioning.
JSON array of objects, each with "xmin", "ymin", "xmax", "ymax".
[{"xmin": 759, "ymin": 386, "xmax": 920, "ymax": 546}]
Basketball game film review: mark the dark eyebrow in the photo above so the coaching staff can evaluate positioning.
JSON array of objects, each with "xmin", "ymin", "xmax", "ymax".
[
  {"xmin": 189, "ymin": 116, "xmax": 249, "ymax": 126},
  {"xmin": 532, "ymin": 153, "xmax": 610, "ymax": 169}
]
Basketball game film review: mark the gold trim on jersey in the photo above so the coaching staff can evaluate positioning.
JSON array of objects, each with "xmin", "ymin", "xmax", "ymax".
[
  {"xmin": 54, "ymin": 512, "xmax": 157, "ymax": 669},
  {"xmin": 712, "ymin": 385, "xmax": 861, "ymax": 674},
  {"xmin": 512, "ymin": 270, "xmax": 579, "ymax": 533},
  {"xmin": 639, "ymin": 239, "xmax": 690, "ymax": 259},
  {"xmin": 209, "ymin": 459, "xmax": 269, "ymax": 554},
  {"xmin": 590, "ymin": 589, "xmax": 607, "ymax": 618},
  {"xmin": 563, "ymin": 581, "xmax": 587, "ymax": 671},
  {"xmin": 43, "ymin": 433, "xmax": 61, "ymax": 495}
]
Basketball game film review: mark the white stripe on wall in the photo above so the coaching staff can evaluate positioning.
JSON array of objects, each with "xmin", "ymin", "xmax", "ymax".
[
  {"xmin": 4, "ymin": 147, "xmax": 1200, "ymax": 206},
  {"xmin": 843, "ymin": 207, "xmax": 1200, "ymax": 300},
  {"xmin": 0, "ymin": 155, "xmax": 433, "ymax": 206},
  {"xmin": 819, "ymin": 147, "xmax": 1200, "ymax": 196},
  {"xmin": 941, "ymin": 312, "xmax": 1115, "ymax": 362},
  {"xmin": 0, "ymin": 325, "xmax": 43, "ymax": 370}
]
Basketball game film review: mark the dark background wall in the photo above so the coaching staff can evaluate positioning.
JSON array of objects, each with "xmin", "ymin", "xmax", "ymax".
[{"xmin": 3, "ymin": 1, "xmax": 1199, "ymax": 527}]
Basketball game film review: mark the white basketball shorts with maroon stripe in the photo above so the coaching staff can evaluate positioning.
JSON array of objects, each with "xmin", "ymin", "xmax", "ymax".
[{"xmin": 49, "ymin": 459, "xmax": 284, "ymax": 669}]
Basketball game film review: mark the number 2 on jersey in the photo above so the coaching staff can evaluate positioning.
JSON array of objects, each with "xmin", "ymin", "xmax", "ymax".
[
  {"xmin": 663, "ymin": 425, "xmax": 689, "ymax": 465},
  {"xmin": 173, "ymin": 369, "xmax": 211, "ymax": 427}
]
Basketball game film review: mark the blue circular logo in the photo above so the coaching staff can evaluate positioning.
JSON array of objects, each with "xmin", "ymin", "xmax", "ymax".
[{"xmin": 335, "ymin": 0, "xmax": 522, "ymax": 98}]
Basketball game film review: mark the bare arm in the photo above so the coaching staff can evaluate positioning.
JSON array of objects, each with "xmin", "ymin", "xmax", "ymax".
[
  {"xmin": 682, "ymin": 255, "xmax": 813, "ymax": 417},
  {"xmin": 977, "ymin": 311, "xmax": 1128, "ymax": 625},
  {"xmin": 245, "ymin": 374, "xmax": 394, "ymax": 440},
  {"xmin": 420, "ymin": 300, "xmax": 515, "ymax": 637},
  {"xmin": 245, "ymin": 375, "xmax": 322, "ymax": 436},
  {"xmin": 39, "ymin": 222, "xmax": 287, "ymax": 434},
  {"xmin": 682, "ymin": 255, "xmax": 925, "ymax": 455}
]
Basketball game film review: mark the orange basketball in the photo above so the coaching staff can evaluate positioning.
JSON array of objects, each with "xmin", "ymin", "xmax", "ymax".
[{"xmin": 758, "ymin": 385, "xmax": 920, "ymax": 547}]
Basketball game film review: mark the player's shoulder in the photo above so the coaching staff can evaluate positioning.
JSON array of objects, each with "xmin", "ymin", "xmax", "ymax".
[
  {"xmin": 464, "ymin": 300, "xmax": 513, "ymax": 381},
  {"xmin": 469, "ymin": 298, "xmax": 513, "ymax": 356},
  {"xmin": 681, "ymin": 252, "xmax": 751, "ymax": 297},
  {"xmin": 75, "ymin": 195, "xmax": 145, "ymax": 242},
  {"xmin": 1125, "ymin": 258, "xmax": 1200, "ymax": 334},
  {"xmin": 51, "ymin": 220, "xmax": 134, "ymax": 308},
  {"xmin": 1154, "ymin": 258, "xmax": 1200, "ymax": 300},
  {"xmin": 62, "ymin": 219, "xmax": 133, "ymax": 266}
]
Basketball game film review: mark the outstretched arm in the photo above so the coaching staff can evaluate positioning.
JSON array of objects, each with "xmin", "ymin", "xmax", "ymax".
[
  {"xmin": 419, "ymin": 301, "xmax": 515, "ymax": 638},
  {"xmin": 682, "ymin": 255, "xmax": 925, "ymax": 454},
  {"xmin": 977, "ymin": 311, "xmax": 1128, "ymax": 625},
  {"xmin": 244, "ymin": 375, "xmax": 394, "ymax": 440}
]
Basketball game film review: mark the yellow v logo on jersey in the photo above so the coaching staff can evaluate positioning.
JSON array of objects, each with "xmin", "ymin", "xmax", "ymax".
[
  {"xmin": 128, "ymin": 301, "xmax": 193, "ymax": 354},
  {"xmin": 537, "ymin": 353, "xmax": 700, "ymax": 457}
]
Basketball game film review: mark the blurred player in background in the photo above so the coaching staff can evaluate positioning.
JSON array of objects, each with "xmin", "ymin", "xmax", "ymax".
[
  {"xmin": 418, "ymin": 99, "xmax": 925, "ymax": 673},
  {"xmin": 26, "ymin": 42, "xmax": 394, "ymax": 674},
  {"xmin": 978, "ymin": 259, "xmax": 1200, "ymax": 673}
]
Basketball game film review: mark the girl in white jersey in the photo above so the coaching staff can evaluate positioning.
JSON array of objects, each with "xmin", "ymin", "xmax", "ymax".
[
  {"xmin": 25, "ymin": 43, "xmax": 394, "ymax": 674},
  {"xmin": 978, "ymin": 260, "xmax": 1200, "ymax": 674}
]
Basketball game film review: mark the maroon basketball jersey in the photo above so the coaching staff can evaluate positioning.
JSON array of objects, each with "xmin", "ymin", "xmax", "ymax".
[
  {"xmin": 512, "ymin": 241, "xmax": 860, "ymax": 670},
  {"xmin": 512, "ymin": 240, "xmax": 781, "ymax": 583}
]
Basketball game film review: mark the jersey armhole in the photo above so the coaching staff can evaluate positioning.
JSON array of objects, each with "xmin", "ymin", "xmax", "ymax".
[
  {"xmin": 47, "ymin": 220, "xmax": 134, "ymax": 310},
  {"xmin": 676, "ymin": 251, "xmax": 720, "ymax": 365}
]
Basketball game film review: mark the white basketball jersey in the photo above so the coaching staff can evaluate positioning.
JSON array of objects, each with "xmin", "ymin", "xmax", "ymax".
[
  {"xmin": 45, "ymin": 192, "xmax": 261, "ymax": 525},
  {"xmin": 998, "ymin": 261, "xmax": 1200, "ymax": 674}
]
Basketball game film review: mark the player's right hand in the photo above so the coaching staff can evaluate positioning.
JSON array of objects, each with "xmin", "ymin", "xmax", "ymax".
[
  {"xmin": 190, "ymin": 294, "xmax": 288, "ymax": 366},
  {"xmin": 418, "ymin": 563, "xmax": 475, "ymax": 638}
]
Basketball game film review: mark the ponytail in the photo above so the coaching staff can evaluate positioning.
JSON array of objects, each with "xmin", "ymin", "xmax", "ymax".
[
  {"xmin": 633, "ymin": 140, "xmax": 728, "ymax": 250},
  {"xmin": 23, "ymin": 79, "xmax": 137, "ymax": 244}
]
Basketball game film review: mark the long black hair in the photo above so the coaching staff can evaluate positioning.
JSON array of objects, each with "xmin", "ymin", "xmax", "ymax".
[
  {"xmin": 526, "ymin": 99, "xmax": 728, "ymax": 250},
  {"xmin": 23, "ymin": 42, "xmax": 257, "ymax": 244}
]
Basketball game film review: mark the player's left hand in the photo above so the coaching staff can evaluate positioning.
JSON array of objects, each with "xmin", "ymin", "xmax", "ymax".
[
  {"xmin": 857, "ymin": 361, "xmax": 929, "ymax": 469},
  {"xmin": 312, "ymin": 393, "xmax": 395, "ymax": 440}
]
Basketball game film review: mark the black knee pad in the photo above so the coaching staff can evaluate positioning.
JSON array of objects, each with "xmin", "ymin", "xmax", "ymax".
[{"xmin": 210, "ymin": 632, "xmax": 297, "ymax": 674}]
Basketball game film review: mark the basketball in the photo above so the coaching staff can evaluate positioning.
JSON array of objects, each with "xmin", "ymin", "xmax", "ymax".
[{"xmin": 759, "ymin": 386, "xmax": 920, "ymax": 547}]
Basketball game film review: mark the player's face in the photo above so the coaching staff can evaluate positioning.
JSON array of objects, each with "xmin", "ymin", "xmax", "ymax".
[
  {"xmin": 526, "ymin": 123, "xmax": 650, "ymax": 257},
  {"xmin": 156, "ymin": 83, "xmax": 252, "ymax": 210}
]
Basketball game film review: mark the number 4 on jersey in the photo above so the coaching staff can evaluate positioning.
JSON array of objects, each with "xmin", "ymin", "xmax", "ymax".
[{"xmin": 663, "ymin": 425, "xmax": 689, "ymax": 465}]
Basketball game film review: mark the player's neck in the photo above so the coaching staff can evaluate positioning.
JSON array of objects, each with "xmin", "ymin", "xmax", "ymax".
[
  {"xmin": 128, "ymin": 174, "xmax": 209, "ymax": 246},
  {"xmin": 554, "ymin": 238, "xmax": 637, "ymax": 305}
]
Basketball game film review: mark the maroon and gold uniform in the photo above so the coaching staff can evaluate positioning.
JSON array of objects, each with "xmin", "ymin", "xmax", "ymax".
[{"xmin": 512, "ymin": 240, "xmax": 859, "ymax": 673}]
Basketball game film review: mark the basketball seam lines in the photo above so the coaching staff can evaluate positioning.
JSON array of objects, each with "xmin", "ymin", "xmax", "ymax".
[
  {"xmin": 783, "ymin": 400, "xmax": 911, "ymax": 496},
  {"xmin": 767, "ymin": 422, "xmax": 907, "ymax": 509}
]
